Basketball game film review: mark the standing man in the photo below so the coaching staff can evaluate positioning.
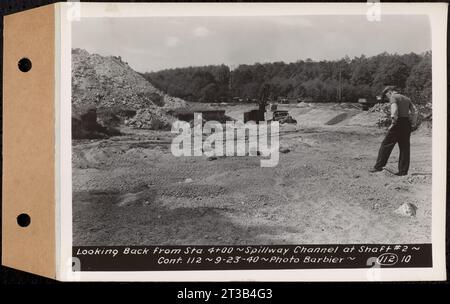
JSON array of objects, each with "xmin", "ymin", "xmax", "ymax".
[
  {"xmin": 258, "ymin": 83, "xmax": 271, "ymax": 122},
  {"xmin": 369, "ymin": 86, "xmax": 418, "ymax": 176}
]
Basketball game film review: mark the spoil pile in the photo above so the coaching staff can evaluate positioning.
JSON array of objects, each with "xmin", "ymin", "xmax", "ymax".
[
  {"xmin": 125, "ymin": 108, "xmax": 173, "ymax": 130},
  {"xmin": 367, "ymin": 103, "xmax": 392, "ymax": 127},
  {"xmin": 278, "ymin": 114, "xmax": 297, "ymax": 124},
  {"xmin": 72, "ymin": 48, "xmax": 181, "ymax": 111},
  {"xmin": 72, "ymin": 48, "xmax": 186, "ymax": 138},
  {"xmin": 368, "ymin": 102, "xmax": 432, "ymax": 129}
]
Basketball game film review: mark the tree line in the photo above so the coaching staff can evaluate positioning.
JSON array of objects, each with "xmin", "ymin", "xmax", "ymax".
[{"xmin": 142, "ymin": 51, "xmax": 431, "ymax": 105}]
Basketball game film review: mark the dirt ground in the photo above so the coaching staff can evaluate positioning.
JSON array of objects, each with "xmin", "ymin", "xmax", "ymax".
[{"xmin": 72, "ymin": 103, "xmax": 432, "ymax": 246}]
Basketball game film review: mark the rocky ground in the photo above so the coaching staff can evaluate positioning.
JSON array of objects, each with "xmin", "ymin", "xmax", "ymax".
[{"xmin": 72, "ymin": 103, "xmax": 432, "ymax": 246}]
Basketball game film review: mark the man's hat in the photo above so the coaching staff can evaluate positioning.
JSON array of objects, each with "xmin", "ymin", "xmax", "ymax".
[{"xmin": 381, "ymin": 85, "xmax": 397, "ymax": 97}]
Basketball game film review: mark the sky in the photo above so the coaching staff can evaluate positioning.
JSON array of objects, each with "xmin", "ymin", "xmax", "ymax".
[{"xmin": 72, "ymin": 15, "xmax": 431, "ymax": 72}]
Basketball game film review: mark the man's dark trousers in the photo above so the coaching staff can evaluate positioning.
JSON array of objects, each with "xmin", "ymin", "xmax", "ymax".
[{"xmin": 374, "ymin": 117, "xmax": 411, "ymax": 174}]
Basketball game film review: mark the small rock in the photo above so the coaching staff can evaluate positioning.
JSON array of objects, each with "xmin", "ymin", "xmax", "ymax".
[
  {"xmin": 117, "ymin": 192, "xmax": 140, "ymax": 207},
  {"xmin": 184, "ymin": 178, "xmax": 193, "ymax": 183},
  {"xmin": 207, "ymin": 156, "xmax": 217, "ymax": 161},
  {"xmin": 279, "ymin": 147, "xmax": 291, "ymax": 153},
  {"xmin": 394, "ymin": 185, "xmax": 408, "ymax": 192},
  {"xmin": 353, "ymin": 174, "xmax": 360, "ymax": 179},
  {"xmin": 394, "ymin": 203, "xmax": 417, "ymax": 217},
  {"xmin": 157, "ymin": 215, "xmax": 162, "ymax": 219}
]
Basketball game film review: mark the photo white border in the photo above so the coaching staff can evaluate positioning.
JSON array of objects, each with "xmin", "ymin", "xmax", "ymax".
[{"xmin": 56, "ymin": 2, "xmax": 447, "ymax": 281}]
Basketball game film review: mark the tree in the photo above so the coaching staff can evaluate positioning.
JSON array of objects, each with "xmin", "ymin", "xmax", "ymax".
[
  {"xmin": 351, "ymin": 60, "xmax": 373, "ymax": 85},
  {"xmin": 373, "ymin": 56, "xmax": 410, "ymax": 89},
  {"xmin": 259, "ymin": 83, "xmax": 271, "ymax": 101},
  {"xmin": 405, "ymin": 53, "xmax": 432, "ymax": 105},
  {"xmin": 142, "ymin": 51, "xmax": 431, "ymax": 104},
  {"xmin": 199, "ymin": 83, "xmax": 219, "ymax": 103}
]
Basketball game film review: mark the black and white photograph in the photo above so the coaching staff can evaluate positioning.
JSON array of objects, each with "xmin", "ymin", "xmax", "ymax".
[{"xmin": 65, "ymin": 3, "xmax": 446, "ymax": 280}]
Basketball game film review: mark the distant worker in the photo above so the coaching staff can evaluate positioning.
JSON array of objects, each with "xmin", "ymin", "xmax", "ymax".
[
  {"xmin": 259, "ymin": 83, "xmax": 270, "ymax": 112},
  {"xmin": 258, "ymin": 99, "xmax": 267, "ymax": 113},
  {"xmin": 369, "ymin": 86, "xmax": 418, "ymax": 176},
  {"xmin": 257, "ymin": 83, "xmax": 271, "ymax": 122}
]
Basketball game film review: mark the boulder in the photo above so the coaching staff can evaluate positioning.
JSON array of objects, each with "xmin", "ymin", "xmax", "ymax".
[
  {"xmin": 394, "ymin": 203, "xmax": 417, "ymax": 217},
  {"xmin": 279, "ymin": 145, "xmax": 291, "ymax": 153}
]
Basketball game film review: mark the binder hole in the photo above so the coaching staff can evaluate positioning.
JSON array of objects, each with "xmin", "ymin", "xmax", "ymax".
[
  {"xmin": 17, "ymin": 213, "xmax": 31, "ymax": 227},
  {"xmin": 18, "ymin": 58, "xmax": 32, "ymax": 72}
]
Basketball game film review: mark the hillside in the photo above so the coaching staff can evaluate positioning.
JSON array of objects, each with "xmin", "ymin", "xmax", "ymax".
[{"xmin": 144, "ymin": 52, "xmax": 431, "ymax": 105}]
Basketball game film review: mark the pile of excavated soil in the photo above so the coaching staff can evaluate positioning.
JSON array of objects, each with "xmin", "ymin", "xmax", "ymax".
[
  {"xmin": 72, "ymin": 48, "xmax": 186, "ymax": 134},
  {"xmin": 345, "ymin": 110, "xmax": 384, "ymax": 127},
  {"xmin": 163, "ymin": 95, "xmax": 186, "ymax": 109},
  {"xmin": 325, "ymin": 113, "xmax": 349, "ymax": 125},
  {"xmin": 225, "ymin": 103, "xmax": 433, "ymax": 132},
  {"xmin": 283, "ymin": 106, "xmax": 359, "ymax": 128},
  {"xmin": 350, "ymin": 102, "xmax": 432, "ymax": 129},
  {"xmin": 367, "ymin": 103, "xmax": 392, "ymax": 127},
  {"xmin": 72, "ymin": 48, "xmax": 168, "ymax": 111},
  {"xmin": 125, "ymin": 108, "xmax": 173, "ymax": 130}
]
